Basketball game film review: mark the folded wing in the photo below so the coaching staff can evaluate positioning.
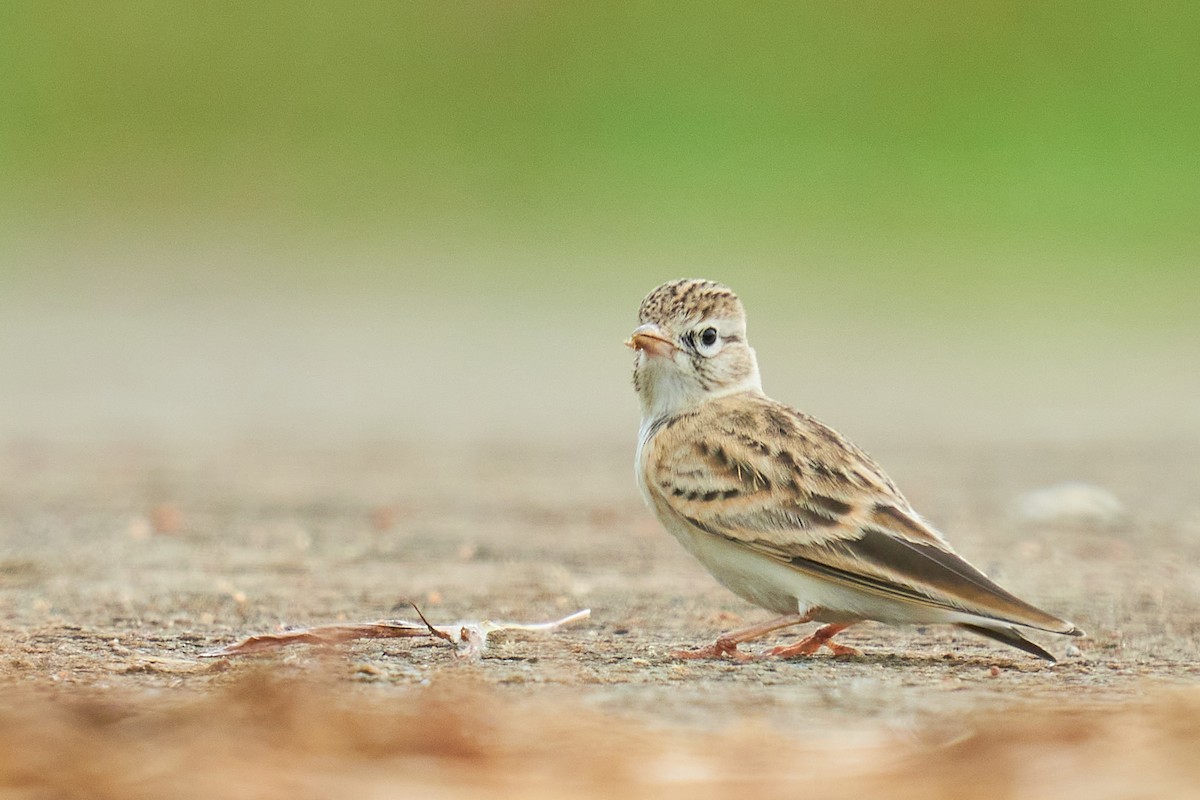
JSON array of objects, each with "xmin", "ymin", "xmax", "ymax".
[{"xmin": 647, "ymin": 397, "xmax": 1080, "ymax": 636}]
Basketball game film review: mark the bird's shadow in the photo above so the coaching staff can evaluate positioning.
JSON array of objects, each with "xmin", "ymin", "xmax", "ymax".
[
  {"xmin": 826, "ymin": 651, "xmax": 1008, "ymax": 669},
  {"xmin": 654, "ymin": 648, "xmax": 1040, "ymax": 671}
]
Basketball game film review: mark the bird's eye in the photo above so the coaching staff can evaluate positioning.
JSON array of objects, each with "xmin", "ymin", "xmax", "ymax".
[{"xmin": 696, "ymin": 327, "xmax": 720, "ymax": 354}]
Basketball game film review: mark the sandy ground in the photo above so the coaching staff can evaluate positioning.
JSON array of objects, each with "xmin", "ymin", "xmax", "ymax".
[
  {"xmin": 2, "ymin": 433, "xmax": 1199, "ymax": 797},
  {"xmin": 2, "ymin": 250, "xmax": 1198, "ymax": 796}
]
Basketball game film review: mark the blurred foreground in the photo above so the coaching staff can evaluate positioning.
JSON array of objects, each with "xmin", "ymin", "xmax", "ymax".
[{"xmin": 3, "ymin": 674, "xmax": 1200, "ymax": 799}]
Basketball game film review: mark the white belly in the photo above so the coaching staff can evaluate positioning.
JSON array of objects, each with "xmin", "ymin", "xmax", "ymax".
[
  {"xmin": 647, "ymin": 491, "xmax": 976, "ymax": 627},
  {"xmin": 652, "ymin": 501, "xmax": 848, "ymax": 617}
]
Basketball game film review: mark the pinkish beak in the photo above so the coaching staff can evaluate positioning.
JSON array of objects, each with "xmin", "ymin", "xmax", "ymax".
[{"xmin": 625, "ymin": 323, "xmax": 677, "ymax": 358}]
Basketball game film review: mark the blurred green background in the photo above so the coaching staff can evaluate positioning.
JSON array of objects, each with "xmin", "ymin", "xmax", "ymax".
[{"xmin": 0, "ymin": 2, "xmax": 1196, "ymax": 446}]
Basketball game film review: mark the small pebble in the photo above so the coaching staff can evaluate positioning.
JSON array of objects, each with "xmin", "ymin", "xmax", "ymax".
[
  {"xmin": 150, "ymin": 504, "xmax": 184, "ymax": 534},
  {"xmin": 369, "ymin": 506, "xmax": 398, "ymax": 532},
  {"xmin": 128, "ymin": 518, "xmax": 153, "ymax": 541}
]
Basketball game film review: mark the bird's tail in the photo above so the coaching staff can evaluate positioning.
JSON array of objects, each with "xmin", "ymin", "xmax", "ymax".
[{"xmin": 957, "ymin": 623, "xmax": 1080, "ymax": 663}]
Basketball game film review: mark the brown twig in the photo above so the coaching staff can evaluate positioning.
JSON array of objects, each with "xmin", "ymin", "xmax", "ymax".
[
  {"xmin": 410, "ymin": 602, "xmax": 454, "ymax": 646},
  {"xmin": 199, "ymin": 608, "xmax": 591, "ymax": 660}
]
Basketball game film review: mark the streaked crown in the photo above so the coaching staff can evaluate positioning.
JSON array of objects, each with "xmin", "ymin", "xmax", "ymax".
[{"xmin": 638, "ymin": 279, "xmax": 745, "ymax": 328}]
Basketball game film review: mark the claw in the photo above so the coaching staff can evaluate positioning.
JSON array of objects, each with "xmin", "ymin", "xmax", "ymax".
[
  {"xmin": 670, "ymin": 636, "xmax": 754, "ymax": 662},
  {"xmin": 824, "ymin": 641, "xmax": 862, "ymax": 658}
]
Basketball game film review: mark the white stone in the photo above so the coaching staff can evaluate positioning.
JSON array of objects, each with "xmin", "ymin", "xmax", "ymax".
[{"xmin": 1013, "ymin": 482, "xmax": 1126, "ymax": 525}]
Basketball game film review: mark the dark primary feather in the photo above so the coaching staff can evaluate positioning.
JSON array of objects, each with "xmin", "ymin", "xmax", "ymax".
[{"xmin": 958, "ymin": 624, "xmax": 1059, "ymax": 662}]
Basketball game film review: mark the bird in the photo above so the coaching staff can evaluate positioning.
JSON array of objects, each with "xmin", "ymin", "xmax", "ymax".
[{"xmin": 627, "ymin": 278, "xmax": 1083, "ymax": 662}]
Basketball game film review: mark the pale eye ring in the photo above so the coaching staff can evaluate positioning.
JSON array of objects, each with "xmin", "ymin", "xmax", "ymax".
[{"xmin": 695, "ymin": 326, "xmax": 720, "ymax": 354}]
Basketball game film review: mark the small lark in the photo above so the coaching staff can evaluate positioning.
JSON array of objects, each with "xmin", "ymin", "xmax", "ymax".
[{"xmin": 628, "ymin": 279, "xmax": 1083, "ymax": 662}]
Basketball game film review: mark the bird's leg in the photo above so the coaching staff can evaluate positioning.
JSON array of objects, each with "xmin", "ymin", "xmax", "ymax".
[
  {"xmin": 671, "ymin": 612, "xmax": 812, "ymax": 661},
  {"xmin": 764, "ymin": 623, "xmax": 861, "ymax": 658}
]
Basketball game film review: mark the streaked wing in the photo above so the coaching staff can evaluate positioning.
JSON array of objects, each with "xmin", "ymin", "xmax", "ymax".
[{"xmin": 647, "ymin": 394, "xmax": 1075, "ymax": 634}]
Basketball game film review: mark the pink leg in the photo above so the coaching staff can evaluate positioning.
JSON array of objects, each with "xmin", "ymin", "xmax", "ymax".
[
  {"xmin": 672, "ymin": 612, "xmax": 812, "ymax": 661},
  {"xmin": 764, "ymin": 623, "xmax": 861, "ymax": 659}
]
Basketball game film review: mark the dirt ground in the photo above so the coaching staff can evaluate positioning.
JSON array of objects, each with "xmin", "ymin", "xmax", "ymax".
[{"xmin": 2, "ymin": 434, "xmax": 1199, "ymax": 797}]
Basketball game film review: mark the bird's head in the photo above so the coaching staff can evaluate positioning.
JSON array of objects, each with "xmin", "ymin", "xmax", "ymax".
[{"xmin": 627, "ymin": 279, "xmax": 763, "ymax": 419}]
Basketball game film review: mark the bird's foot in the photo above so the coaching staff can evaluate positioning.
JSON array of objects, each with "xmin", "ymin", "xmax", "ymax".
[
  {"xmin": 764, "ymin": 640, "xmax": 862, "ymax": 658},
  {"xmin": 762, "ymin": 623, "xmax": 861, "ymax": 659},
  {"xmin": 670, "ymin": 635, "xmax": 754, "ymax": 662}
]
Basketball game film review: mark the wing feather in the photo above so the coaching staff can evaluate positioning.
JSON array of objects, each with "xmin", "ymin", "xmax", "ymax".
[{"xmin": 648, "ymin": 394, "xmax": 1078, "ymax": 634}]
